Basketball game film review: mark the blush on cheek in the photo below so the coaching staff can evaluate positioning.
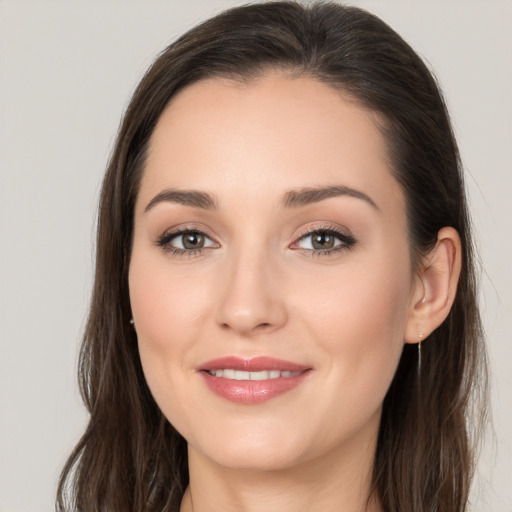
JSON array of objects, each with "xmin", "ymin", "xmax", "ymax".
[
  {"xmin": 138, "ymin": 338, "xmax": 169, "ymax": 403},
  {"xmin": 307, "ymin": 262, "xmax": 410, "ymax": 398},
  {"xmin": 136, "ymin": 329, "xmax": 188, "ymax": 429}
]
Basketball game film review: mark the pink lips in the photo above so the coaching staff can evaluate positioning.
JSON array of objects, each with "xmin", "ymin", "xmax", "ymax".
[{"xmin": 198, "ymin": 356, "xmax": 311, "ymax": 405}]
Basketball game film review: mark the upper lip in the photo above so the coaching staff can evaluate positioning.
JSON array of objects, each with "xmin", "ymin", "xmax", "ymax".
[{"xmin": 198, "ymin": 356, "xmax": 310, "ymax": 372}]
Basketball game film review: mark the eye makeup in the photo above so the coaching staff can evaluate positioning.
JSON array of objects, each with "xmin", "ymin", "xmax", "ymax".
[
  {"xmin": 154, "ymin": 222, "xmax": 357, "ymax": 259},
  {"xmin": 155, "ymin": 225, "xmax": 219, "ymax": 258},
  {"xmin": 290, "ymin": 224, "xmax": 356, "ymax": 258}
]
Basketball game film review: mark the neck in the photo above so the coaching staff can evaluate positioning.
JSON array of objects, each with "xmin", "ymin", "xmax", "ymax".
[{"xmin": 180, "ymin": 427, "xmax": 382, "ymax": 512}]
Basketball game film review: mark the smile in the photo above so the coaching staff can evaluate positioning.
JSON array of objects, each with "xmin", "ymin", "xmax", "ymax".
[
  {"xmin": 205, "ymin": 369, "xmax": 302, "ymax": 380},
  {"xmin": 199, "ymin": 356, "xmax": 311, "ymax": 405}
]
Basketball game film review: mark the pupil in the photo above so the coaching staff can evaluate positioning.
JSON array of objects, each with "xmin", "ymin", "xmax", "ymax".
[
  {"xmin": 183, "ymin": 232, "xmax": 204, "ymax": 249},
  {"xmin": 312, "ymin": 232, "xmax": 334, "ymax": 250}
]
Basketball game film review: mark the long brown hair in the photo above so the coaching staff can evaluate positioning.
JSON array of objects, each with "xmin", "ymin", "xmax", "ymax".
[{"xmin": 57, "ymin": 2, "xmax": 488, "ymax": 511}]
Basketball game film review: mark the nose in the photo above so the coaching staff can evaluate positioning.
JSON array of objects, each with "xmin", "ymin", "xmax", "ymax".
[{"xmin": 214, "ymin": 246, "xmax": 288, "ymax": 337}]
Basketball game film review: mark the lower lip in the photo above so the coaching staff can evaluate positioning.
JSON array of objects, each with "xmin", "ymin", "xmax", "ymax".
[{"xmin": 200, "ymin": 371, "xmax": 311, "ymax": 405}]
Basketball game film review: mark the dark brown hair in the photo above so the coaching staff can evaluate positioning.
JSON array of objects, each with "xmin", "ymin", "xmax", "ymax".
[{"xmin": 57, "ymin": 2, "xmax": 488, "ymax": 511}]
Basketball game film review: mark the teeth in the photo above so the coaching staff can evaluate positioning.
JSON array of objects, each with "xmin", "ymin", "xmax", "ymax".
[
  {"xmin": 223, "ymin": 369, "xmax": 235, "ymax": 379},
  {"xmin": 251, "ymin": 370, "xmax": 270, "ymax": 381},
  {"xmin": 207, "ymin": 369, "xmax": 301, "ymax": 380}
]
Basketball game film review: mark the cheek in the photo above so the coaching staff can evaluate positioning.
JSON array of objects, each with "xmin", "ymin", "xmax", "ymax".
[
  {"xmin": 128, "ymin": 249, "xmax": 213, "ymax": 413},
  {"xmin": 129, "ymin": 250, "xmax": 210, "ymax": 348},
  {"xmin": 294, "ymin": 252, "xmax": 412, "ymax": 410}
]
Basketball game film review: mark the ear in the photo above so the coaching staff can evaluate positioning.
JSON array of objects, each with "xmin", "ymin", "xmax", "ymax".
[{"xmin": 404, "ymin": 227, "xmax": 462, "ymax": 343}]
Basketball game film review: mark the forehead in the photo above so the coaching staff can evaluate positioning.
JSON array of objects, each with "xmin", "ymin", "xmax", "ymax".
[{"xmin": 139, "ymin": 73, "xmax": 404, "ymax": 216}]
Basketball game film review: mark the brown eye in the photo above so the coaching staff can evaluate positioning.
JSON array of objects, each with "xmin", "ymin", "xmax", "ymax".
[
  {"xmin": 182, "ymin": 232, "xmax": 205, "ymax": 249},
  {"xmin": 311, "ymin": 232, "xmax": 336, "ymax": 250},
  {"xmin": 156, "ymin": 229, "xmax": 218, "ymax": 255},
  {"xmin": 292, "ymin": 227, "xmax": 356, "ymax": 256}
]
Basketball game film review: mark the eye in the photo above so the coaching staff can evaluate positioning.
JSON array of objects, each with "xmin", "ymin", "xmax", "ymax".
[
  {"xmin": 156, "ymin": 228, "xmax": 218, "ymax": 256},
  {"xmin": 291, "ymin": 227, "xmax": 356, "ymax": 256}
]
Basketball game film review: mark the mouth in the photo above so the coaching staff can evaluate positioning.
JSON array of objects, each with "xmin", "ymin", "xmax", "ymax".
[
  {"xmin": 205, "ymin": 369, "xmax": 303, "ymax": 380},
  {"xmin": 198, "ymin": 356, "xmax": 312, "ymax": 405}
]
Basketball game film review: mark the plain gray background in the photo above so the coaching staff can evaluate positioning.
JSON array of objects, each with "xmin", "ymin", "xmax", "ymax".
[{"xmin": 1, "ymin": 1, "xmax": 510, "ymax": 511}]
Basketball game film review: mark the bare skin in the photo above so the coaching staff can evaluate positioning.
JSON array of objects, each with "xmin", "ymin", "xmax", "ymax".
[{"xmin": 129, "ymin": 73, "xmax": 461, "ymax": 512}]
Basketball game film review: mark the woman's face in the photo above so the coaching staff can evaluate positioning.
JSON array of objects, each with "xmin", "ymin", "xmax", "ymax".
[{"xmin": 129, "ymin": 74, "xmax": 421, "ymax": 471}]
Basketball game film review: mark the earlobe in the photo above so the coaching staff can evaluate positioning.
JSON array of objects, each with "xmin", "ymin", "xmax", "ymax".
[{"xmin": 404, "ymin": 227, "xmax": 462, "ymax": 344}]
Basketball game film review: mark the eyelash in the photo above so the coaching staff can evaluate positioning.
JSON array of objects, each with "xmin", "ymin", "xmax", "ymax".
[
  {"xmin": 156, "ymin": 226, "xmax": 215, "ymax": 258},
  {"xmin": 292, "ymin": 225, "xmax": 356, "ymax": 258},
  {"xmin": 155, "ymin": 225, "xmax": 356, "ymax": 258}
]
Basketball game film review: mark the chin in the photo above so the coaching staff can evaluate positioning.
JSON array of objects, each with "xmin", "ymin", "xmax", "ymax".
[
  {"xmin": 203, "ymin": 446, "xmax": 307, "ymax": 473},
  {"xmin": 187, "ymin": 425, "xmax": 312, "ymax": 472}
]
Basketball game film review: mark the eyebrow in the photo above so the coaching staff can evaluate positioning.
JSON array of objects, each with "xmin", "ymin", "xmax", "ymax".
[
  {"xmin": 145, "ymin": 189, "xmax": 218, "ymax": 212},
  {"xmin": 144, "ymin": 185, "xmax": 379, "ymax": 212},
  {"xmin": 281, "ymin": 185, "xmax": 379, "ymax": 210}
]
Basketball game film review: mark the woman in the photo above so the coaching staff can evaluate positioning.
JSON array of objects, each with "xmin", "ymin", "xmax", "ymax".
[{"xmin": 57, "ymin": 2, "xmax": 488, "ymax": 511}]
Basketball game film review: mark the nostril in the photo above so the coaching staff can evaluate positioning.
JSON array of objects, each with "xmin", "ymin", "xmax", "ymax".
[{"xmin": 255, "ymin": 322, "xmax": 273, "ymax": 331}]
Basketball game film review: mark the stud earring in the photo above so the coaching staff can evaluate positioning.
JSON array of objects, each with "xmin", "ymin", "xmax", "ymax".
[{"xmin": 129, "ymin": 318, "xmax": 135, "ymax": 325}]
